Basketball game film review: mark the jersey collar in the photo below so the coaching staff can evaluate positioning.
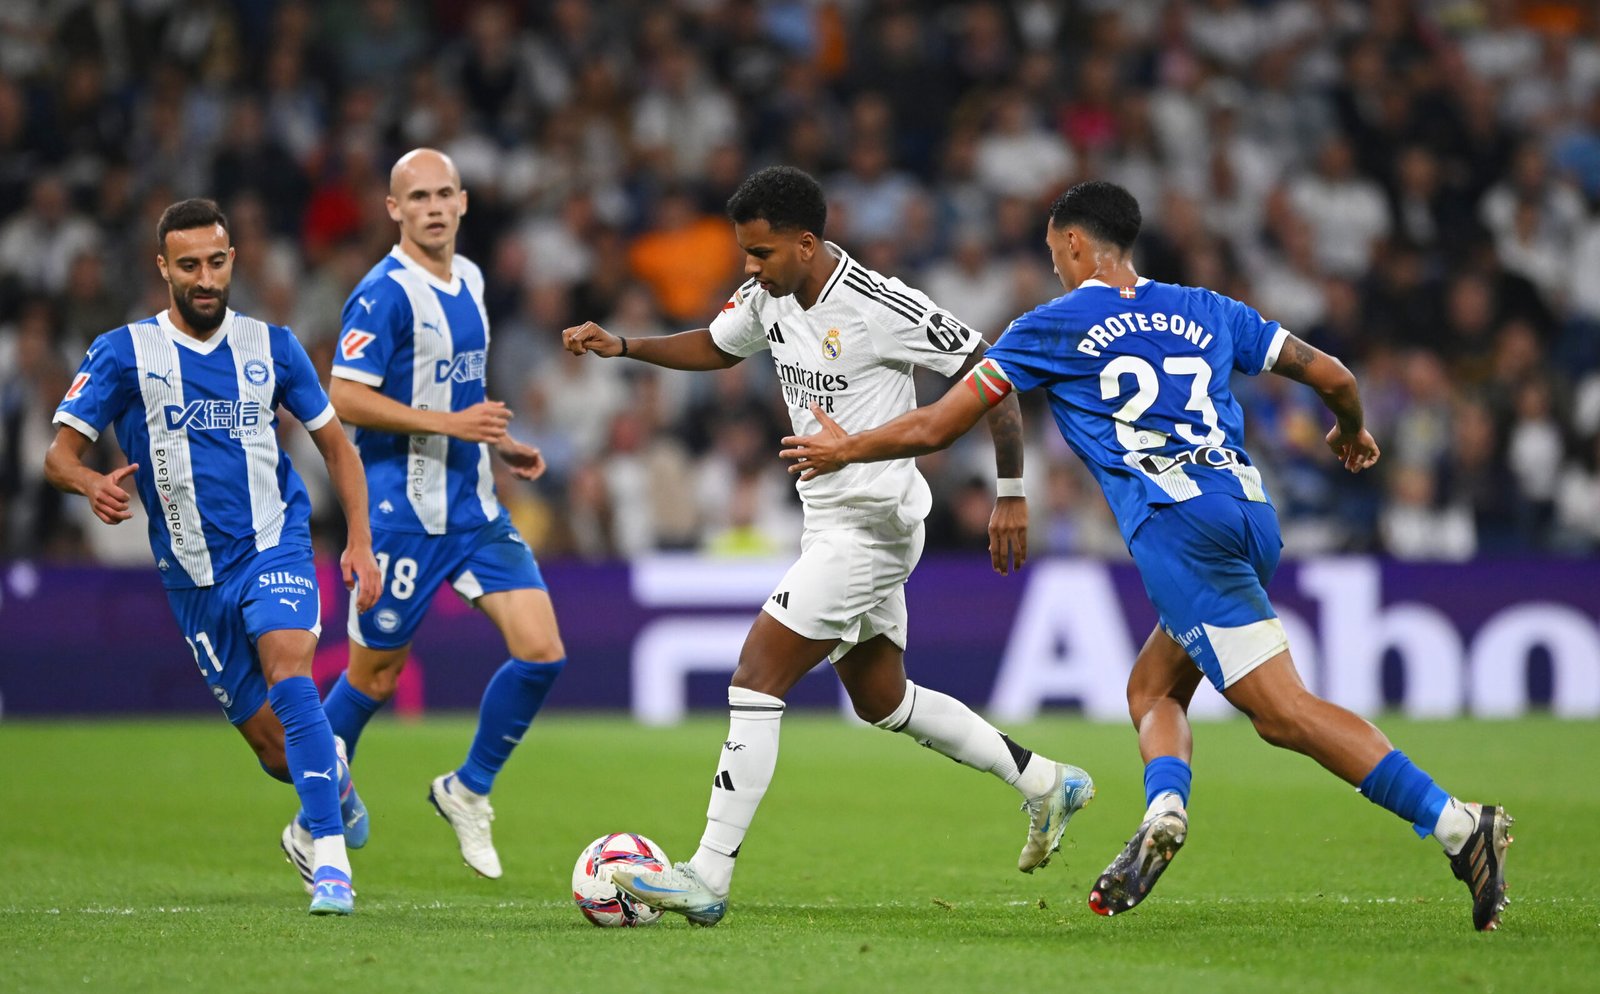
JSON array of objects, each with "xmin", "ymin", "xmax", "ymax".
[
  {"xmin": 1076, "ymin": 277, "xmax": 1151, "ymax": 290},
  {"xmin": 390, "ymin": 245, "xmax": 461, "ymax": 294},
  {"xmin": 158, "ymin": 308, "xmax": 235, "ymax": 355},
  {"xmin": 810, "ymin": 241, "xmax": 853, "ymax": 309}
]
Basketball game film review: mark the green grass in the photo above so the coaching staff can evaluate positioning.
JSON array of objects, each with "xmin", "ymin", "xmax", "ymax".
[{"xmin": 1, "ymin": 715, "xmax": 1595, "ymax": 993}]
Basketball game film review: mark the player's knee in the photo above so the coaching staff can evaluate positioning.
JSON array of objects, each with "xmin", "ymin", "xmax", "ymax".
[
  {"xmin": 507, "ymin": 631, "xmax": 565, "ymax": 663},
  {"xmin": 1249, "ymin": 699, "xmax": 1311, "ymax": 753},
  {"xmin": 354, "ymin": 665, "xmax": 402, "ymax": 702}
]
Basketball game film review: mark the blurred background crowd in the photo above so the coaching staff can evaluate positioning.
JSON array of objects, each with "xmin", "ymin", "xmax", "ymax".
[{"xmin": 1, "ymin": 0, "xmax": 1598, "ymax": 566}]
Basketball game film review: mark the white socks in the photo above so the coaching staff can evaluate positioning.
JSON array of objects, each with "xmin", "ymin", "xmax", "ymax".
[
  {"xmin": 1433, "ymin": 798, "xmax": 1477, "ymax": 856},
  {"xmin": 875, "ymin": 681, "xmax": 1056, "ymax": 800},
  {"xmin": 1144, "ymin": 791, "xmax": 1186, "ymax": 822},
  {"xmin": 690, "ymin": 686, "xmax": 785, "ymax": 896},
  {"xmin": 312, "ymin": 834, "xmax": 351, "ymax": 876}
]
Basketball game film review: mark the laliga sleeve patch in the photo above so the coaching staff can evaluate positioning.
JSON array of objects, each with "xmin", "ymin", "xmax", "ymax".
[
  {"xmin": 963, "ymin": 357, "xmax": 1014, "ymax": 407},
  {"xmin": 64, "ymin": 371, "xmax": 91, "ymax": 401},
  {"xmin": 340, "ymin": 330, "xmax": 376, "ymax": 361}
]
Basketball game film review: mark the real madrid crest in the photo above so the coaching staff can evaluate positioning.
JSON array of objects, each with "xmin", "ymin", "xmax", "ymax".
[{"xmin": 822, "ymin": 327, "xmax": 842, "ymax": 360}]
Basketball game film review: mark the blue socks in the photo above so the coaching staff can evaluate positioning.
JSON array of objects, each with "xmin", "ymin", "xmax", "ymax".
[
  {"xmin": 1144, "ymin": 755, "xmax": 1192, "ymax": 807},
  {"xmin": 1359, "ymin": 749, "xmax": 1450, "ymax": 838},
  {"xmin": 456, "ymin": 657, "xmax": 566, "ymax": 795},
  {"xmin": 321, "ymin": 672, "xmax": 383, "ymax": 761},
  {"xmin": 269, "ymin": 676, "xmax": 342, "ymax": 838}
]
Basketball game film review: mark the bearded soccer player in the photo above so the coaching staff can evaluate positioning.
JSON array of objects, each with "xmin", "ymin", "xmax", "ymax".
[
  {"xmin": 782, "ymin": 180, "xmax": 1512, "ymax": 932},
  {"xmin": 562, "ymin": 166, "xmax": 1094, "ymax": 926},
  {"xmin": 324, "ymin": 149, "xmax": 564, "ymax": 880},
  {"xmin": 45, "ymin": 199, "xmax": 381, "ymax": 915}
]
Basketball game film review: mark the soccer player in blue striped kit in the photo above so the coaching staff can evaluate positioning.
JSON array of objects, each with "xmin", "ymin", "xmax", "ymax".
[
  {"xmin": 46, "ymin": 199, "xmax": 381, "ymax": 915},
  {"xmin": 782, "ymin": 181, "xmax": 1513, "ymax": 931},
  {"xmin": 323, "ymin": 148, "xmax": 565, "ymax": 880}
]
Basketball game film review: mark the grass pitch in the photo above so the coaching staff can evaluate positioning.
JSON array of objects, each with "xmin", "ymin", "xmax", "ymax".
[{"xmin": 1, "ymin": 714, "xmax": 1595, "ymax": 993}]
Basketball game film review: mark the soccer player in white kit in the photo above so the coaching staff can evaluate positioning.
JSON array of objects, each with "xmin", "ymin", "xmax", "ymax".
[{"xmin": 562, "ymin": 166, "xmax": 1093, "ymax": 925}]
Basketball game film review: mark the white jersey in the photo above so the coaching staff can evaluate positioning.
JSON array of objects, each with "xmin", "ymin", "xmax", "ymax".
[{"xmin": 710, "ymin": 243, "xmax": 982, "ymax": 527}]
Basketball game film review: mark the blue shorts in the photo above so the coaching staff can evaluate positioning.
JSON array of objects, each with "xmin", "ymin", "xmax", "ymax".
[
  {"xmin": 1128, "ymin": 493, "xmax": 1288, "ymax": 692},
  {"xmin": 165, "ymin": 544, "xmax": 322, "ymax": 725},
  {"xmin": 350, "ymin": 513, "xmax": 546, "ymax": 650}
]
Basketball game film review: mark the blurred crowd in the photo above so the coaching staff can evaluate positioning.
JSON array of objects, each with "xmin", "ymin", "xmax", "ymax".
[{"xmin": 1, "ymin": 0, "xmax": 1598, "ymax": 566}]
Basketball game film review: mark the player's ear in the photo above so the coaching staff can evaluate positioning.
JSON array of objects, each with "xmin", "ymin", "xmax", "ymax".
[
  {"xmin": 385, "ymin": 195, "xmax": 401, "ymax": 223},
  {"xmin": 155, "ymin": 250, "xmax": 169, "ymax": 283},
  {"xmin": 458, "ymin": 188, "xmax": 468, "ymax": 217}
]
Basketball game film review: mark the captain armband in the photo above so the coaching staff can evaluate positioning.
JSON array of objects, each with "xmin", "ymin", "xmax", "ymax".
[{"xmin": 963, "ymin": 357, "xmax": 1014, "ymax": 408}]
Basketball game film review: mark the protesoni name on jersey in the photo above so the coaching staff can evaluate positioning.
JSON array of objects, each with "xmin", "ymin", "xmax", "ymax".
[{"xmin": 1078, "ymin": 311, "xmax": 1213, "ymax": 358}]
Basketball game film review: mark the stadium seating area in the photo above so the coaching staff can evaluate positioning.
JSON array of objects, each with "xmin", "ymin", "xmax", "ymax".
[{"xmin": 0, "ymin": 0, "xmax": 1597, "ymax": 563}]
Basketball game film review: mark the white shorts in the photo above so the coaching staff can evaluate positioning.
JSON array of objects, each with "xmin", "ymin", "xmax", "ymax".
[{"xmin": 761, "ymin": 518, "xmax": 926, "ymax": 663}]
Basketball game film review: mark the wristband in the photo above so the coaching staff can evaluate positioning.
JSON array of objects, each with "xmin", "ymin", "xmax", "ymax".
[
  {"xmin": 618, "ymin": 336, "xmax": 629, "ymax": 357},
  {"xmin": 996, "ymin": 478, "xmax": 1025, "ymax": 499}
]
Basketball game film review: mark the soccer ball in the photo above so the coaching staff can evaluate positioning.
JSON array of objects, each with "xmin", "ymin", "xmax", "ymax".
[{"xmin": 571, "ymin": 833, "xmax": 671, "ymax": 927}]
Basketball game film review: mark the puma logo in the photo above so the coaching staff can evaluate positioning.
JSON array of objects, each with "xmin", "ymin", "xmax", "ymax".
[
  {"xmin": 301, "ymin": 768, "xmax": 333, "ymax": 781},
  {"xmin": 358, "ymin": 296, "xmax": 375, "ymax": 314},
  {"xmin": 279, "ymin": 597, "xmax": 300, "ymax": 611}
]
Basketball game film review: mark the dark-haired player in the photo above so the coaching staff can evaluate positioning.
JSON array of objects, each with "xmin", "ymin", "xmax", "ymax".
[
  {"xmin": 782, "ymin": 180, "xmax": 1513, "ymax": 932},
  {"xmin": 563, "ymin": 166, "xmax": 1094, "ymax": 926},
  {"xmin": 45, "ymin": 199, "xmax": 381, "ymax": 915}
]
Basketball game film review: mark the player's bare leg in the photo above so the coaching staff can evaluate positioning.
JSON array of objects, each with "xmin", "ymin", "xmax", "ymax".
[
  {"xmin": 344, "ymin": 642, "xmax": 411, "ymax": 711},
  {"xmin": 1091, "ymin": 628, "xmax": 1198, "ymax": 916},
  {"xmin": 426, "ymin": 588, "xmax": 567, "ymax": 879},
  {"xmin": 616, "ymin": 612, "xmax": 835, "ymax": 926},
  {"xmin": 836, "ymin": 635, "xmax": 1093, "ymax": 872},
  {"xmin": 1223, "ymin": 651, "xmax": 1512, "ymax": 929},
  {"xmin": 259, "ymin": 630, "xmax": 354, "ymax": 914},
  {"xmin": 1222, "ymin": 651, "xmax": 1391, "ymax": 784}
]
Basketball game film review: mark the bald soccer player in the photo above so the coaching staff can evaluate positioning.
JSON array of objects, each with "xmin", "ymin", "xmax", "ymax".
[{"xmin": 319, "ymin": 149, "xmax": 566, "ymax": 879}]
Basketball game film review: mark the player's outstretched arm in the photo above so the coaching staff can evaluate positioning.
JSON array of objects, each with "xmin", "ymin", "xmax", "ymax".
[
  {"xmin": 329, "ymin": 378, "xmax": 510, "ymax": 443},
  {"xmin": 1269, "ymin": 333, "xmax": 1381, "ymax": 473},
  {"xmin": 308, "ymin": 417, "xmax": 381, "ymax": 613},
  {"xmin": 561, "ymin": 321, "xmax": 741, "ymax": 371},
  {"xmin": 43, "ymin": 426, "xmax": 139, "ymax": 525},
  {"xmin": 956, "ymin": 344, "xmax": 1027, "ymax": 575},
  {"xmin": 781, "ymin": 379, "xmax": 991, "ymax": 479}
]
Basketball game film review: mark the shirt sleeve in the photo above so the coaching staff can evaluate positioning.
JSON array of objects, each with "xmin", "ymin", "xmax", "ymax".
[
  {"xmin": 708, "ymin": 280, "xmax": 770, "ymax": 358},
  {"xmin": 1219, "ymin": 292, "xmax": 1289, "ymax": 376},
  {"xmin": 52, "ymin": 334, "xmax": 126, "ymax": 442},
  {"xmin": 981, "ymin": 311, "xmax": 1056, "ymax": 394},
  {"xmin": 277, "ymin": 326, "xmax": 336, "ymax": 430},
  {"xmin": 863, "ymin": 275, "xmax": 981, "ymax": 377},
  {"xmin": 332, "ymin": 282, "xmax": 406, "ymax": 386}
]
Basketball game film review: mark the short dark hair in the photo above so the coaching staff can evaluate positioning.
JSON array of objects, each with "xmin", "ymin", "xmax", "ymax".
[
  {"xmin": 1048, "ymin": 181, "xmax": 1141, "ymax": 250},
  {"xmin": 157, "ymin": 198, "xmax": 230, "ymax": 253},
  {"xmin": 726, "ymin": 166, "xmax": 826, "ymax": 236}
]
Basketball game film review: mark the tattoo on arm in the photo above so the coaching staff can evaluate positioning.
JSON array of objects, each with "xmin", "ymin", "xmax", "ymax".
[
  {"xmin": 1273, "ymin": 335, "xmax": 1318, "ymax": 378},
  {"xmin": 985, "ymin": 394, "xmax": 1024, "ymax": 479}
]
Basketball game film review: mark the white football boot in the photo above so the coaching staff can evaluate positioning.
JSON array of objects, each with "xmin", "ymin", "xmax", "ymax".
[
  {"xmin": 281, "ymin": 819, "xmax": 316, "ymax": 895},
  {"xmin": 612, "ymin": 862, "xmax": 728, "ymax": 927},
  {"xmin": 428, "ymin": 772, "xmax": 502, "ymax": 879},
  {"xmin": 1018, "ymin": 761, "xmax": 1096, "ymax": 873}
]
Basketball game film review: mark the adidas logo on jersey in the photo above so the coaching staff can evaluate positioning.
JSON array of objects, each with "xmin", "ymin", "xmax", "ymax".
[
  {"xmin": 770, "ymin": 591, "xmax": 790, "ymax": 609},
  {"xmin": 713, "ymin": 770, "xmax": 736, "ymax": 790}
]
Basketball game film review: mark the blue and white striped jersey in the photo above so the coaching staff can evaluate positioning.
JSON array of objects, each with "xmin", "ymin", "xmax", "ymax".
[
  {"xmin": 983, "ymin": 278, "xmax": 1288, "ymax": 545},
  {"xmin": 53, "ymin": 309, "xmax": 335, "ymax": 589},
  {"xmin": 332, "ymin": 247, "xmax": 498, "ymax": 536}
]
